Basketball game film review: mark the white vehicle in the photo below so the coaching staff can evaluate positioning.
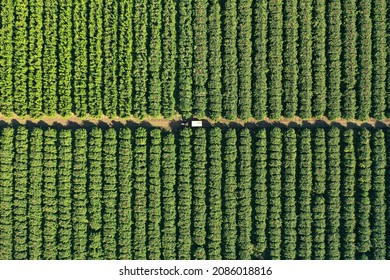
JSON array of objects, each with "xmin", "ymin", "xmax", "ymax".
[
  {"xmin": 180, "ymin": 119, "xmax": 203, "ymax": 128},
  {"xmin": 190, "ymin": 120, "xmax": 203, "ymax": 128}
]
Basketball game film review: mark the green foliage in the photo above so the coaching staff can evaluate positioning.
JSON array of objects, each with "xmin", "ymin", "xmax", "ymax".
[
  {"xmin": 117, "ymin": 129, "xmax": 133, "ymax": 259},
  {"xmin": 297, "ymin": 129, "xmax": 312, "ymax": 259},
  {"xmin": 27, "ymin": 0, "xmax": 44, "ymax": 117},
  {"xmin": 133, "ymin": 128, "xmax": 148, "ymax": 259},
  {"xmin": 207, "ymin": 128, "xmax": 222, "ymax": 259},
  {"xmin": 237, "ymin": 0, "xmax": 252, "ymax": 119},
  {"xmin": 42, "ymin": 0, "xmax": 58, "ymax": 116},
  {"xmin": 147, "ymin": 0, "xmax": 162, "ymax": 116},
  {"xmin": 2, "ymin": 126, "xmax": 390, "ymax": 260},
  {"xmin": 312, "ymin": 0, "xmax": 327, "ymax": 117},
  {"xmin": 161, "ymin": 0, "xmax": 176, "ymax": 117},
  {"xmin": 161, "ymin": 133, "xmax": 176, "ymax": 259},
  {"xmin": 341, "ymin": 129, "xmax": 356, "ymax": 259},
  {"xmin": 237, "ymin": 129, "xmax": 252, "ymax": 259},
  {"xmin": 28, "ymin": 128, "xmax": 44, "ymax": 259},
  {"xmin": 312, "ymin": 129, "xmax": 326, "ymax": 259},
  {"xmin": 371, "ymin": 0, "xmax": 387, "ymax": 119},
  {"xmin": 73, "ymin": 0, "xmax": 88, "ymax": 116},
  {"xmin": 102, "ymin": 129, "xmax": 118, "ymax": 259},
  {"xmin": 297, "ymin": 0, "xmax": 313, "ymax": 118},
  {"xmin": 193, "ymin": 0, "xmax": 208, "ymax": 117},
  {"xmin": 192, "ymin": 129, "xmax": 207, "ymax": 259},
  {"xmin": 72, "ymin": 129, "xmax": 88, "ymax": 259},
  {"xmin": 356, "ymin": 0, "xmax": 372, "ymax": 120},
  {"xmin": 13, "ymin": 0, "xmax": 28, "ymax": 116},
  {"xmin": 178, "ymin": 0, "xmax": 193, "ymax": 119},
  {"xmin": 252, "ymin": 129, "xmax": 267, "ymax": 259},
  {"xmin": 88, "ymin": 0, "xmax": 103, "ymax": 116},
  {"xmin": 268, "ymin": 0, "xmax": 283, "ymax": 119},
  {"xmin": 207, "ymin": 0, "xmax": 222, "ymax": 120},
  {"xmin": 0, "ymin": 1, "xmax": 388, "ymax": 120},
  {"xmin": 42, "ymin": 129, "xmax": 58, "ymax": 260},
  {"xmin": 102, "ymin": 0, "xmax": 118, "ymax": 118},
  {"xmin": 57, "ymin": 130, "xmax": 72, "ymax": 259},
  {"xmin": 222, "ymin": 129, "xmax": 237, "ymax": 259},
  {"xmin": 282, "ymin": 129, "xmax": 297, "ymax": 259},
  {"xmin": 177, "ymin": 128, "xmax": 192, "ymax": 259},
  {"xmin": 132, "ymin": 0, "xmax": 148, "ymax": 118},
  {"xmin": 356, "ymin": 129, "xmax": 371, "ymax": 258},
  {"xmin": 0, "ymin": 0, "xmax": 14, "ymax": 115},
  {"xmin": 388, "ymin": 11, "xmax": 390, "ymax": 119},
  {"xmin": 386, "ymin": 130, "xmax": 390, "ymax": 259},
  {"xmin": 282, "ymin": 0, "xmax": 298, "ymax": 118},
  {"xmin": 268, "ymin": 128, "xmax": 282, "ymax": 259},
  {"xmin": 87, "ymin": 128, "xmax": 103, "ymax": 259},
  {"xmin": 0, "ymin": 128, "xmax": 14, "ymax": 259},
  {"xmin": 13, "ymin": 127, "xmax": 29, "ymax": 259},
  {"xmin": 341, "ymin": 0, "xmax": 357, "ymax": 119},
  {"xmin": 341, "ymin": 130, "xmax": 356, "ymax": 260},
  {"xmin": 326, "ymin": 127, "xmax": 341, "ymax": 259},
  {"xmin": 58, "ymin": 0, "xmax": 73, "ymax": 116},
  {"xmin": 147, "ymin": 129, "xmax": 162, "ymax": 259},
  {"xmin": 117, "ymin": 0, "xmax": 133, "ymax": 117},
  {"xmin": 326, "ymin": 0, "xmax": 342, "ymax": 119},
  {"xmin": 371, "ymin": 130, "xmax": 386, "ymax": 259},
  {"xmin": 222, "ymin": 0, "xmax": 238, "ymax": 119},
  {"xmin": 252, "ymin": 0, "xmax": 268, "ymax": 119}
]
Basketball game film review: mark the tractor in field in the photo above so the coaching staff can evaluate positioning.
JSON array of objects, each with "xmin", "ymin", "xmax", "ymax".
[{"xmin": 180, "ymin": 118, "xmax": 203, "ymax": 128}]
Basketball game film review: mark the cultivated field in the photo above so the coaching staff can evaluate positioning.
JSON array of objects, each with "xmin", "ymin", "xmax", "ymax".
[
  {"xmin": 0, "ymin": 0, "xmax": 388, "ymax": 120},
  {"xmin": 0, "ymin": 0, "xmax": 389, "ymax": 261},
  {"xmin": 0, "ymin": 126, "xmax": 388, "ymax": 260}
]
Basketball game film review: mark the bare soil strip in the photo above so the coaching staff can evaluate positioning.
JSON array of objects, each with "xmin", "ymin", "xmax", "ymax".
[{"xmin": 0, "ymin": 113, "xmax": 389, "ymax": 130}]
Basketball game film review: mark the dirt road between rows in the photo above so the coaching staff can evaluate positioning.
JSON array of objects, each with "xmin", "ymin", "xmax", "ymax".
[{"xmin": 0, "ymin": 113, "xmax": 389, "ymax": 130}]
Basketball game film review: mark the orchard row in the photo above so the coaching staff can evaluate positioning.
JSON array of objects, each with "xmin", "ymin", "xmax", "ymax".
[
  {"xmin": 0, "ymin": 0, "xmax": 388, "ymax": 120},
  {"xmin": 0, "ymin": 126, "xmax": 389, "ymax": 259}
]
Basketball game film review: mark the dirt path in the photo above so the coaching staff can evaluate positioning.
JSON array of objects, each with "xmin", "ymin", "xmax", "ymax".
[{"xmin": 0, "ymin": 113, "xmax": 389, "ymax": 130}]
